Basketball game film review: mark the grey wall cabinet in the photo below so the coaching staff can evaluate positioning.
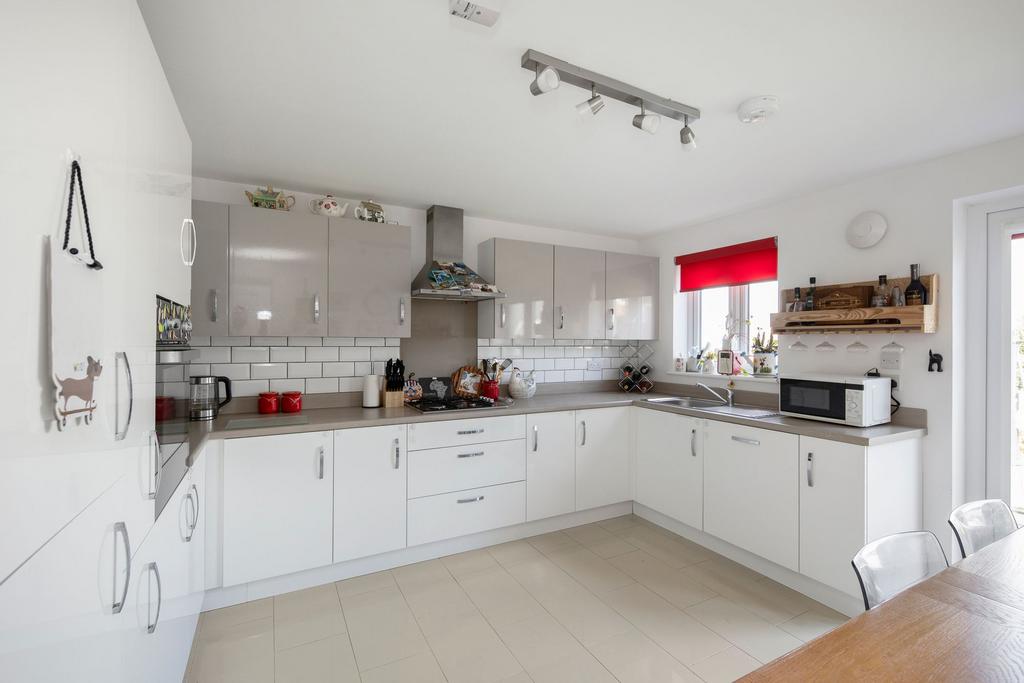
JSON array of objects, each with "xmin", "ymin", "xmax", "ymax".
[
  {"xmin": 477, "ymin": 239, "xmax": 554, "ymax": 340},
  {"xmin": 328, "ymin": 218, "xmax": 412, "ymax": 338},
  {"xmin": 190, "ymin": 200, "xmax": 230, "ymax": 337},
  {"xmin": 228, "ymin": 205, "xmax": 329, "ymax": 337},
  {"xmin": 606, "ymin": 252, "xmax": 659, "ymax": 340},
  {"xmin": 554, "ymin": 246, "xmax": 607, "ymax": 340}
]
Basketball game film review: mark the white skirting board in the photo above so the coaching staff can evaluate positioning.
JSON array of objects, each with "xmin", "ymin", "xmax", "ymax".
[
  {"xmin": 632, "ymin": 503, "xmax": 864, "ymax": 617},
  {"xmin": 201, "ymin": 501, "xmax": 632, "ymax": 612}
]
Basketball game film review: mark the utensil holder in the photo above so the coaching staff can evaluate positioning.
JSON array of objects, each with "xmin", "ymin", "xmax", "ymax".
[{"xmin": 380, "ymin": 390, "xmax": 404, "ymax": 408}]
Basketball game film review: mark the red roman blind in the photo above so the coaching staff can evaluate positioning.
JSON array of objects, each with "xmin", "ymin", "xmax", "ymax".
[{"xmin": 674, "ymin": 237, "xmax": 778, "ymax": 292}]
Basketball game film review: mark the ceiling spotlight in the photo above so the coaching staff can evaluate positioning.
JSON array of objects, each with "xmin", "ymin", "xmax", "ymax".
[
  {"xmin": 631, "ymin": 102, "xmax": 660, "ymax": 134},
  {"xmin": 737, "ymin": 95, "xmax": 780, "ymax": 124},
  {"xmin": 529, "ymin": 65, "xmax": 560, "ymax": 96},
  {"xmin": 575, "ymin": 84, "xmax": 605, "ymax": 117},
  {"xmin": 679, "ymin": 116, "xmax": 697, "ymax": 150}
]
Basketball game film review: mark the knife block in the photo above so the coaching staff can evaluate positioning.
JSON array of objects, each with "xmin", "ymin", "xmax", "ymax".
[{"xmin": 380, "ymin": 389, "xmax": 404, "ymax": 408}]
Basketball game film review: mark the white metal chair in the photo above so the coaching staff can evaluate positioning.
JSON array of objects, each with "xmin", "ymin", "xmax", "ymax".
[
  {"xmin": 948, "ymin": 499, "xmax": 1019, "ymax": 559},
  {"xmin": 851, "ymin": 531, "xmax": 948, "ymax": 610}
]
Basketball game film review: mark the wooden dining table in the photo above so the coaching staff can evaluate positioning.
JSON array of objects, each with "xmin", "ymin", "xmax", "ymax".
[{"xmin": 742, "ymin": 529, "xmax": 1024, "ymax": 681}]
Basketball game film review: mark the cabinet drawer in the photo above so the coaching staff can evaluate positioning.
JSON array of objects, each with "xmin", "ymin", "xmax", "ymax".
[
  {"xmin": 407, "ymin": 482, "xmax": 526, "ymax": 546},
  {"xmin": 407, "ymin": 415, "xmax": 525, "ymax": 451},
  {"xmin": 408, "ymin": 439, "xmax": 525, "ymax": 498}
]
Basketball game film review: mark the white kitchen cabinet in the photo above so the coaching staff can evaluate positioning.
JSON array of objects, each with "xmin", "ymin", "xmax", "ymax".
[
  {"xmin": 222, "ymin": 432, "xmax": 334, "ymax": 586},
  {"xmin": 408, "ymin": 438, "xmax": 525, "ymax": 499},
  {"xmin": 334, "ymin": 425, "xmax": 408, "ymax": 563},
  {"xmin": 554, "ymin": 246, "xmax": 606, "ymax": 340},
  {"xmin": 228, "ymin": 205, "xmax": 329, "ymax": 336},
  {"xmin": 526, "ymin": 411, "xmax": 576, "ymax": 521},
  {"xmin": 605, "ymin": 252, "xmax": 658, "ymax": 340},
  {"xmin": 183, "ymin": 451, "xmax": 205, "ymax": 614},
  {"xmin": 407, "ymin": 414, "xmax": 525, "ymax": 451},
  {"xmin": 328, "ymin": 218, "xmax": 412, "ymax": 338},
  {"xmin": 635, "ymin": 409, "xmax": 703, "ymax": 529},
  {"xmin": 799, "ymin": 436, "xmax": 922, "ymax": 597},
  {"xmin": 407, "ymin": 482, "xmax": 526, "ymax": 547},
  {"xmin": 190, "ymin": 200, "xmax": 229, "ymax": 337},
  {"xmin": 477, "ymin": 238, "xmax": 554, "ymax": 339},
  {"xmin": 575, "ymin": 407, "xmax": 631, "ymax": 511},
  {"xmin": 703, "ymin": 421, "xmax": 799, "ymax": 571}
]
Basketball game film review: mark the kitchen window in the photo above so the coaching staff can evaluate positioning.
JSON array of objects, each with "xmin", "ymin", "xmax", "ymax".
[{"xmin": 672, "ymin": 237, "xmax": 778, "ymax": 364}]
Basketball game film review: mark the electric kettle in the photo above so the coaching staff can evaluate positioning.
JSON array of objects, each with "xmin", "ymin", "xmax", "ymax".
[{"xmin": 189, "ymin": 375, "xmax": 232, "ymax": 421}]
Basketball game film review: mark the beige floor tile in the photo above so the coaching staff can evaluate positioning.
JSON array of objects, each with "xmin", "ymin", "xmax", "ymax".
[
  {"xmin": 597, "ymin": 514, "xmax": 645, "ymax": 533},
  {"xmin": 392, "ymin": 559, "xmax": 452, "ymax": 593},
  {"xmin": 564, "ymin": 521, "xmax": 616, "ymax": 545},
  {"xmin": 680, "ymin": 561, "xmax": 804, "ymax": 625},
  {"xmin": 199, "ymin": 597, "xmax": 274, "ymax": 638},
  {"xmin": 189, "ymin": 616, "xmax": 275, "ymax": 683},
  {"xmin": 499, "ymin": 673, "xmax": 534, "ymax": 683},
  {"xmin": 274, "ymin": 583, "xmax": 347, "ymax": 651},
  {"xmin": 528, "ymin": 648, "xmax": 618, "ymax": 683},
  {"xmin": 688, "ymin": 646, "xmax": 762, "ymax": 683},
  {"xmin": 442, "ymin": 548, "xmax": 500, "ymax": 578},
  {"xmin": 544, "ymin": 590, "xmax": 635, "ymax": 646},
  {"xmin": 545, "ymin": 546, "xmax": 635, "ymax": 595},
  {"xmin": 685, "ymin": 596, "xmax": 803, "ymax": 664},
  {"xmin": 505, "ymin": 556, "xmax": 588, "ymax": 604},
  {"xmin": 458, "ymin": 565, "xmax": 548, "ymax": 626},
  {"xmin": 402, "ymin": 576, "xmax": 482, "ymax": 635},
  {"xmin": 488, "ymin": 539, "xmax": 544, "ymax": 567},
  {"xmin": 601, "ymin": 583, "xmax": 731, "ymax": 666},
  {"xmin": 275, "ymin": 634, "xmax": 360, "ymax": 683},
  {"xmin": 425, "ymin": 614, "xmax": 525, "ymax": 683},
  {"xmin": 588, "ymin": 630, "xmax": 703, "ymax": 683},
  {"xmin": 340, "ymin": 585, "xmax": 430, "ymax": 671},
  {"xmin": 610, "ymin": 550, "xmax": 717, "ymax": 609},
  {"xmin": 617, "ymin": 526, "xmax": 711, "ymax": 568},
  {"xmin": 494, "ymin": 613, "xmax": 587, "ymax": 672},
  {"xmin": 360, "ymin": 652, "xmax": 447, "ymax": 683},
  {"xmin": 526, "ymin": 530, "xmax": 582, "ymax": 553},
  {"xmin": 336, "ymin": 570, "xmax": 396, "ymax": 598},
  {"xmin": 589, "ymin": 536, "xmax": 639, "ymax": 559},
  {"xmin": 777, "ymin": 606, "xmax": 848, "ymax": 642}
]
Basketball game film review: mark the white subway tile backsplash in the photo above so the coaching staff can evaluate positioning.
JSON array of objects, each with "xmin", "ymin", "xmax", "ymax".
[
  {"xmin": 212, "ymin": 336, "xmax": 250, "ymax": 346},
  {"xmin": 385, "ymin": 337, "xmax": 401, "ymax": 347},
  {"xmin": 585, "ymin": 370, "xmax": 603, "ymax": 381},
  {"xmin": 501, "ymin": 347, "xmax": 523, "ymax": 359},
  {"xmin": 189, "ymin": 364, "xmax": 210, "ymax": 377},
  {"xmin": 306, "ymin": 346, "xmax": 339, "ymax": 362},
  {"xmin": 190, "ymin": 336, "xmax": 211, "ymax": 347},
  {"xmin": 232, "ymin": 346, "xmax": 269, "ymax": 363},
  {"xmin": 270, "ymin": 379, "xmax": 305, "ymax": 393},
  {"xmin": 573, "ymin": 358, "xmax": 589, "ymax": 370},
  {"xmin": 555, "ymin": 358, "xmax": 574, "ymax": 370},
  {"xmin": 232, "ymin": 379, "xmax": 270, "ymax": 397},
  {"xmin": 523, "ymin": 347, "xmax": 546, "ymax": 359},
  {"xmin": 250, "ymin": 363, "xmax": 288, "ymax": 380},
  {"xmin": 554, "ymin": 339, "xmax": 575, "ymax": 346},
  {"xmin": 534, "ymin": 358, "xmax": 555, "ymax": 370},
  {"xmin": 563, "ymin": 370, "xmax": 584, "ymax": 382},
  {"xmin": 271, "ymin": 346, "xmax": 305, "ymax": 362},
  {"xmin": 340, "ymin": 347, "xmax": 371, "ymax": 361},
  {"xmin": 602, "ymin": 346, "xmax": 619, "ymax": 358},
  {"xmin": 544, "ymin": 346, "xmax": 565, "ymax": 358},
  {"xmin": 339, "ymin": 377, "xmax": 364, "ymax": 392},
  {"xmin": 287, "ymin": 362, "xmax": 322, "ymax": 378},
  {"xmin": 288, "ymin": 336, "xmax": 322, "ymax": 346},
  {"xmin": 211, "ymin": 363, "xmax": 251, "ymax": 381},
  {"xmin": 323, "ymin": 362, "xmax": 355, "ymax": 377},
  {"xmin": 353, "ymin": 362, "xmax": 371, "ymax": 376},
  {"xmin": 545, "ymin": 370, "xmax": 565, "ymax": 383},
  {"xmin": 602, "ymin": 369, "xmax": 620, "ymax": 380},
  {"xmin": 323, "ymin": 337, "xmax": 355, "ymax": 346},
  {"xmin": 252, "ymin": 336, "xmax": 287, "ymax": 346},
  {"xmin": 356, "ymin": 337, "xmax": 385, "ymax": 346},
  {"xmin": 372, "ymin": 361, "xmax": 388, "ymax": 375},
  {"xmin": 157, "ymin": 365, "xmax": 183, "ymax": 383},
  {"xmin": 564, "ymin": 346, "xmax": 584, "ymax": 358},
  {"xmin": 370, "ymin": 346, "xmax": 398, "ymax": 361},
  {"xmin": 305, "ymin": 377, "xmax": 339, "ymax": 394},
  {"xmin": 194, "ymin": 347, "xmax": 231, "ymax": 363}
]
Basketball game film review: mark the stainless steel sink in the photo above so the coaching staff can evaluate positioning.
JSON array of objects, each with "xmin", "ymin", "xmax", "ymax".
[
  {"xmin": 644, "ymin": 396, "xmax": 732, "ymax": 410},
  {"xmin": 645, "ymin": 396, "xmax": 779, "ymax": 419}
]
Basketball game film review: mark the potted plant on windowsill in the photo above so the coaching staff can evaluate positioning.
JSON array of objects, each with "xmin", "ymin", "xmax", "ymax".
[{"xmin": 751, "ymin": 330, "xmax": 778, "ymax": 375}]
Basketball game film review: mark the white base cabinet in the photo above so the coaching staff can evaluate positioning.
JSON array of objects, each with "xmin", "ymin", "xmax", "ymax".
[
  {"xmin": 526, "ymin": 411, "xmax": 577, "ymax": 521},
  {"xmin": 703, "ymin": 421, "xmax": 800, "ymax": 571},
  {"xmin": 334, "ymin": 425, "xmax": 408, "ymax": 563},
  {"xmin": 222, "ymin": 432, "xmax": 334, "ymax": 586},
  {"xmin": 635, "ymin": 409, "xmax": 704, "ymax": 530},
  {"xmin": 575, "ymin": 407, "xmax": 631, "ymax": 511},
  {"xmin": 407, "ymin": 482, "xmax": 526, "ymax": 547}
]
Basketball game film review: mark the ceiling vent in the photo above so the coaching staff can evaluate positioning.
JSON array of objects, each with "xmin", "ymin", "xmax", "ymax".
[{"xmin": 449, "ymin": 1, "xmax": 502, "ymax": 27}]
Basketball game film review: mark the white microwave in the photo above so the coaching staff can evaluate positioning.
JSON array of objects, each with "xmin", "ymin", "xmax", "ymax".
[{"xmin": 779, "ymin": 374, "xmax": 892, "ymax": 427}]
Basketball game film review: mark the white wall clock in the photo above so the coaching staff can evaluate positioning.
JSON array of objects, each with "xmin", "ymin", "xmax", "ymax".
[{"xmin": 846, "ymin": 211, "xmax": 888, "ymax": 249}]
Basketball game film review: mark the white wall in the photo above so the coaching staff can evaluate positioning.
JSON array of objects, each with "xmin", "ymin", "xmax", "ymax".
[
  {"xmin": 641, "ymin": 134, "xmax": 1024, "ymax": 553},
  {"xmin": 192, "ymin": 177, "xmax": 642, "ymax": 278}
]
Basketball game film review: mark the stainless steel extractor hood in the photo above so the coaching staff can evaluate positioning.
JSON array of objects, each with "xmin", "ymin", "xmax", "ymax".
[{"xmin": 411, "ymin": 205, "xmax": 505, "ymax": 301}]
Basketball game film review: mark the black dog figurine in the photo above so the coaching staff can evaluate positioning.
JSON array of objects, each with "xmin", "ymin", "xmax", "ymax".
[{"xmin": 928, "ymin": 349, "xmax": 943, "ymax": 372}]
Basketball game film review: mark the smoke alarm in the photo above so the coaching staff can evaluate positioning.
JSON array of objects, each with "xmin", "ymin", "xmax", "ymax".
[
  {"xmin": 737, "ymin": 95, "xmax": 780, "ymax": 124},
  {"xmin": 449, "ymin": 1, "xmax": 501, "ymax": 27}
]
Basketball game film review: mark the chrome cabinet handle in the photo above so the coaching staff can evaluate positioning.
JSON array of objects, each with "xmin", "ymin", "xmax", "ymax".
[
  {"xmin": 807, "ymin": 452, "xmax": 814, "ymax": 487},
  {"xmin": 114, "ymin": 352, "xmax": 133, "ymax": 441},
  {"xmin": 399, "ymin": 297, "xmax": 406, "ymax": 325},
  {"xmin": 111, "ymin": 521, "xmax": 131, "ymax": 614},
  {"xmin": 179, "ymin": 219, "xmax": 196, "ymax": 266},
  {"xmin": 457, "ymin": 495, "xmax": 485, "ymax": 504},
  {"xmin": 457, "ymin": 451, "xmax": 485, "ymax": 459},
  {"xmin": 190, "ymin": 218, "xmax": 198, "ymax": 266},
  {"xmin": 608, "ymin": 308, "xmax": 615, "ymax": 331},
  {"xmin": 558, "ymin": 306, "xmax": 565, "ymax": 330},
  {"xmin": 313, "ymin": 294, "xmax": 321, "ymax": 323},
  {"xmin": 731, "ymin": 435, "xmax": 760, "ymax": 446},
  {"xmin": 500, "ymin": 304, "xmax": 506, "ymax": 328},
  {"xmin": 211, "ymin": 289, "xmax": 218, "ymax": 323},
  {"xmin": 184, "ymin": 484, "xmax": 199, "ymax": 542},
  {"xmin": 146, "ymin": 562, "xmax": 162, "ymax": 634},
  {"xmin": 533, "ymin": 424, "xmax": 539, "ymax": 452},
  {"xmin": 148, "ymin": 431, "xmax": 159, "ymax": 501},
  {"xmin": 690, "ymin": 429, "xmax": 697, "ymax": 457},
  {"xmin": 392, "ymin": 438, "xmax": 401, "ymax": 469},
  {"xmin": 457, "ymin": 428, "xmax": 483, "ymax": 435},
  {"xmin": 317, "ymin": 446, "xmax": 325, "ymax": 479},
  {"xmin": 580, "ymin": 420, "xmax": 587, "ymax": 447}
]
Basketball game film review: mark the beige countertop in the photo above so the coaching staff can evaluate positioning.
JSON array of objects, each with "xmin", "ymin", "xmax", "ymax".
[{"xmin": 184, "ymin": 390, "xmax": 925, "ymax": 459}]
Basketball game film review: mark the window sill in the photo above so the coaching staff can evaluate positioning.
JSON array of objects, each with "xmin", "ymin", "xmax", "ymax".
[{"xmin": 665, "ymin": 370, "xmax": 779, "ymax": 385}]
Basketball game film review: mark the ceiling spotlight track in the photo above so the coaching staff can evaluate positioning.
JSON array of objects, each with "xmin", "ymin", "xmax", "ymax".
[
  {"xmin": 529, "ymin": 64, "xmax": 560, "ymax": 96},
  {"xmin": 576, "ymin": 84, "xmax": 605, "ymax": 117},
  {"xmin": 631, "ymin": 102, "xmax": 660, "ymax": 134},
  {"xmin": 679, "ymin": 115, "xmax": 697, "ymax": 150}
]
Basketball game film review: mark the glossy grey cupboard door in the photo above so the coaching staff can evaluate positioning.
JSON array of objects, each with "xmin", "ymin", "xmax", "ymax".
[
  {"xmin": 190, "ymin": 200, "xmax": 229, "ymax": 337},
  {"xmin": 554, "ymin": 246, "xmax": 606, "ymax": 340},
  {"xmin": 477, "ymin": 238, "xmax": 554, "ymax": 339},
  {"xmin": 606, "ymin": 252, "xmax": 659, "ymax": 340},
  {"xmin": 228, "ymin": 205, "xmax": 329, "ymax": 336},
  {"xmin": 328, "ymin": 218, "xmax": 411, "ymax": 338}
]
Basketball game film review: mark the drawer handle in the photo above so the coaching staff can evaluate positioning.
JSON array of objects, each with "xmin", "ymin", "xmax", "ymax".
[
  {"xmin": 580, "ymin": 420, "xmax": 587, "ymax": 447},
  {"xmin": 533, "ymin": 424, "xmax": 539, "ymax": 452},
  {"xmin": 807, "ymin": 452, "xmax": 815, "ymax": 487},
  {"xmin": 457, "ymin": 451, "xmax": 485, "ymax": 459},
  {"xmin": 317, "ymin": 446, "xmax": 325, "ymax": 479},
  {"xmin": 392, "ymin": 438, "xmax": 401, "ymax": 469},
  {"xmin": 731, "ymin": 435, "xmax": 760, "ymax": 446},
  {"xmin": 690, "ymin": 428, "xmax": 697, "ymax": 457},
  {"xmin": 457, "ymin": 495, "xmax": 485, "ymax": 504},
  {"xmin": 457, "ymin": 429, "xmax": 483, "ymax": 435}
]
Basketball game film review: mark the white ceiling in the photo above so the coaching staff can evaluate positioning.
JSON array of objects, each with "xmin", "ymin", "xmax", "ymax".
[{"xmin": 139, "ymin": 0, "xmax": 1024, "ymax": 238}]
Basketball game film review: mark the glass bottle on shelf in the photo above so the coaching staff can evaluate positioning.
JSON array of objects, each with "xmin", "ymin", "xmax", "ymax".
[
  {"xmin": 904, "ymin": 264, "xmax": 928, "ymax": 305},
  {"xmin": 872, "ymin": 275, "xmax": 891, "ymax": 307},
  {"xmin": 805, "ymin": 277, "xmax": 816, "ymax": 310},
  {"xmin": 792, "ymin": 287, "xmax": 804, "ymax": 312}
]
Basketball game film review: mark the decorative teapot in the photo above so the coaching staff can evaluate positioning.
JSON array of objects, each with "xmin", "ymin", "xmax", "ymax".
[
  {"xmin": 245, "ymin": 185, "xmax": 295, "ymax": 211},
  {"xmin": 354, "ymin": 199, "xmax": 386, "ymax": 223},
  {"xmin": 507, "ymin": 367, "xmax": 537, "ymax": 400},
  {"xmin": 309, "ymin": 195, "xmax": 348, "ymax": 217}
]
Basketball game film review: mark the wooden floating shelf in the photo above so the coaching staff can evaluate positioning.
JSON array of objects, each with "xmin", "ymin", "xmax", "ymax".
[{"xmin": 771, "ymin": 274, "xmax": 938, "ymax": 335}]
